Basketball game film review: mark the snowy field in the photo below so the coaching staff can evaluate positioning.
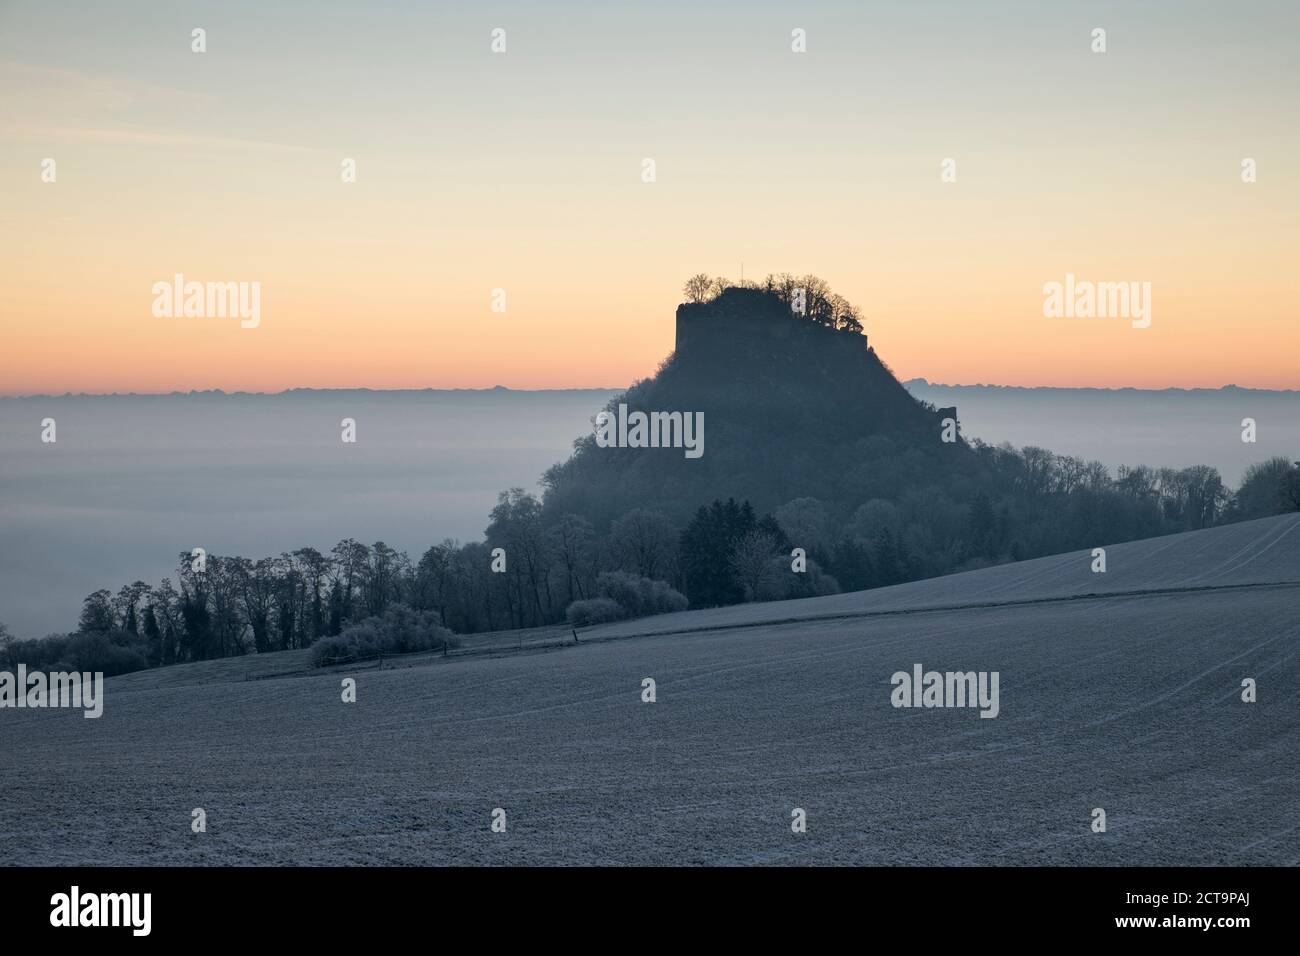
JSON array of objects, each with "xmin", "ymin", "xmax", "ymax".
[{"xmin": 2, "ymin": 515, "xmax": 1297, "ymax": 865}]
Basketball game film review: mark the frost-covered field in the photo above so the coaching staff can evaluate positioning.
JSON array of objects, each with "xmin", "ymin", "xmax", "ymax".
[{"xmin": 2, "ymin": 516, "xmax": 1297, "ymax": 866}]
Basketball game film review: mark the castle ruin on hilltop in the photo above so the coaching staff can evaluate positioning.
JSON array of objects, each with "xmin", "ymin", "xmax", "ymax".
[{"xmin": 674, "ymin": 287, "xmax": 868, "ymax": 356}]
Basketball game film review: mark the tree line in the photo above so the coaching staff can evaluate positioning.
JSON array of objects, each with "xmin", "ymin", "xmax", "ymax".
[{"xmin": 3, "ymin": 451, "xmax": 1296, "ymax": 678}]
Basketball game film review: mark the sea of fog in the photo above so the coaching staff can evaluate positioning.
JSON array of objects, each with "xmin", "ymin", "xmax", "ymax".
[
  {"xmin": 2, "ymin": 385, "xmax": 1297, "ymax": 638},
  {"xmin": 0, "ymin": 389, "xmax": 617, "ymax": 639},
  {"xmin": 905, "ymin": 381, "xmax": 1300, "ymax": 484}
]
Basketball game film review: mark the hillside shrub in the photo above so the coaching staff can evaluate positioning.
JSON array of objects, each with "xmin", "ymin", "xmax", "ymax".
[
  {"xmin": 310, "ymin": 603, "xmax": 458, "ymax": 666},
  {"xmin": 595, "ymin": 571, "xmax": 689, "ymax": 617},
  {"xmin": 565, "ymin": 597, "xmax": 627, "ymax": 627}
]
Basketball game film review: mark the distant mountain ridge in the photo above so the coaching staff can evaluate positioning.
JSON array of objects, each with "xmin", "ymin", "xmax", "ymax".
[
  {"xmin": 0, "ymin": 386, "xmax": 621, "ymax": 400},
  {"xmin": 905, "ymin": 379, "xmax": 1299, "ymax": 395}
]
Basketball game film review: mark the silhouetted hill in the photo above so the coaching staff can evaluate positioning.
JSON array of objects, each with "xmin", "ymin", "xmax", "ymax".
[
  {"xmin": 537, "ymin": 283, "xmax": 1296, "ymax": 601},
  {"xmin": 542, "ymin": 287, "xmax": 967, "ymax": 529}
]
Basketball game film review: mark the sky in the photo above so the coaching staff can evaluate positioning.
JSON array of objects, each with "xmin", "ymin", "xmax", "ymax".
[{"xmin": 1, "ymin": 0, "xmax": 1297, "ymax": 395}]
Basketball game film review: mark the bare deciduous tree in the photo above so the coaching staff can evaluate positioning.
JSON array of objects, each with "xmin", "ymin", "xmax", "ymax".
[
  {"xmin": 729, "ymin": 530, "xmax": 778, "ymax": 602},
  {"xmin": 610, "ymin": 508, "xmax": 677, "ymax": 580},
  {"xmin": 683, "ymin": 273, "xmax": 713, "ymax": 303}
]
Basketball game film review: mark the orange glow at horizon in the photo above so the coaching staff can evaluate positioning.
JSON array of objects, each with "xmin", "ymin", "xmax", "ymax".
[{"xmin": 2, "ymin": 4, "xmax": 1297, "ymax": 395}]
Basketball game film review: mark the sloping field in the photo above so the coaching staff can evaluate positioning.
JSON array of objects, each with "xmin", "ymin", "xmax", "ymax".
[
  {"xmin": 590, "ymin": 513, "xmax": 1300, "ymax": 640},
  {"xmin": 106, "ymin": 624, "xmax": 577, "ymax": 693},
  {"xmin": 2, "ymin": 515, "xmax": 1297, "ymax": 865}
]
